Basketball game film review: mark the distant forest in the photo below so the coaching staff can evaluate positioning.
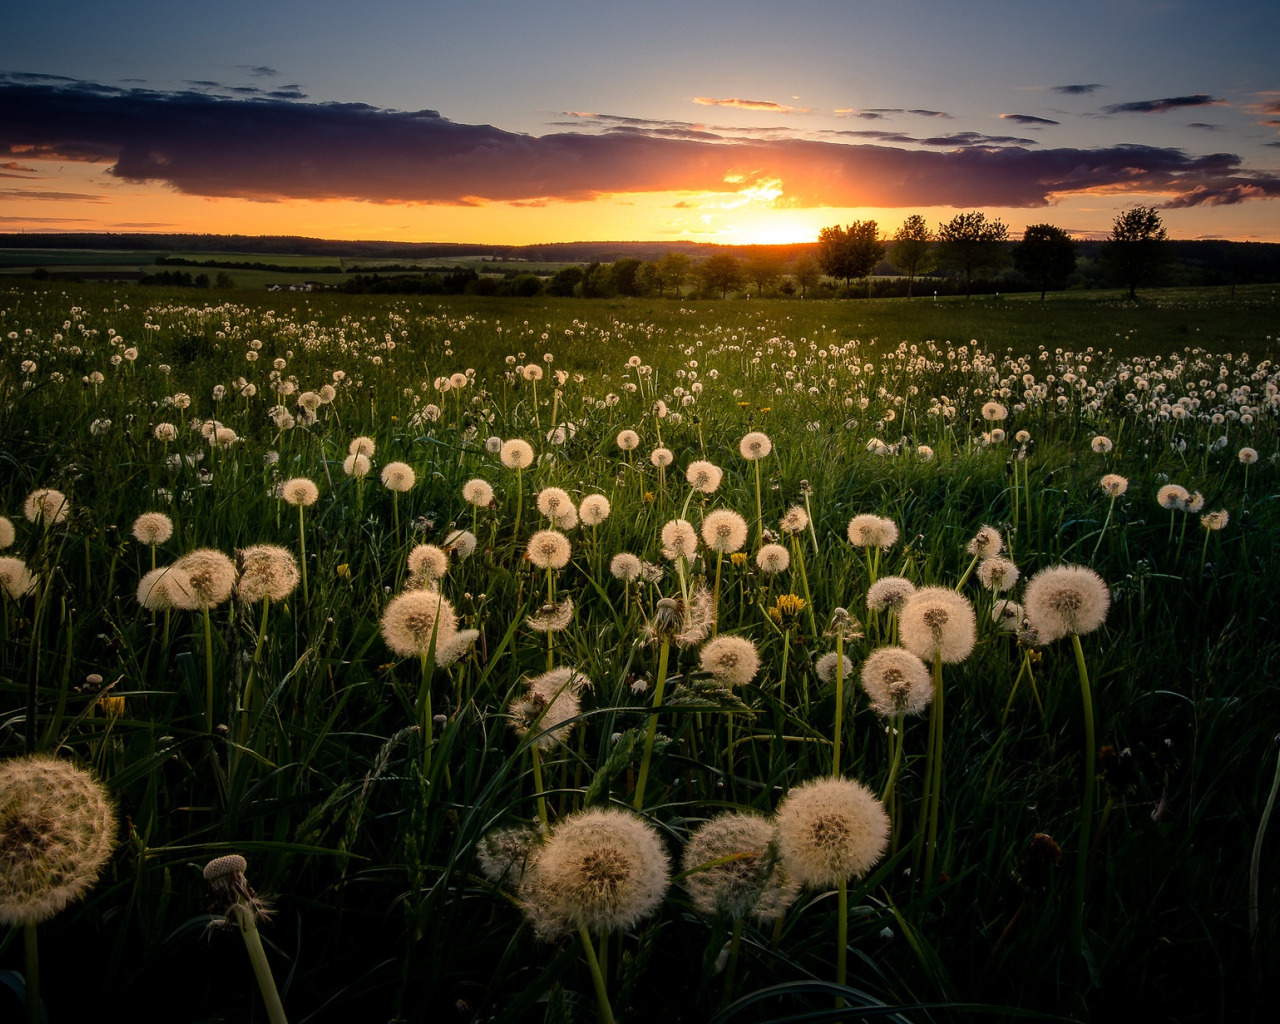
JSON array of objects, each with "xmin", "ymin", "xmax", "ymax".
[{"xmin": 3, "ymin": 231, "xmax": 1279, "ymax": 299}]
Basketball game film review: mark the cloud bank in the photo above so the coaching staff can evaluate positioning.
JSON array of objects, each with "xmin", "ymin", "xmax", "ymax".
[{"xmin": 1, "ymin": 78, "xmax": 1277, "ymax": 211}]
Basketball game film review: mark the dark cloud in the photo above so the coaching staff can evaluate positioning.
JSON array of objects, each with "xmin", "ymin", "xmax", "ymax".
[
  {"xmin": 239, "ymin": 66, "xmax": 279, "ymax": 78},
  {"xmin": 1053, "ymin": 84, "xmax": 1103, "ymax": 95},
  {"xmin": 1102, "ymin": 94, "xmax": 1221, "ymax": 115},
  {"xmin": 1001, "ymin": 113, "xmax": 1060, "ymax": 127},
  {"xmin": 2, "ymin": 78, "xmax": 1278, "ymax": 211},
  {"xmin": 1187, "ymin": 122, "xmax": 1219, "ymax": 130},
  {"xmin": 1, "ymin": 187, "xmax": 106, "ymax": 202},
  {"xmin": 0, "ymin": 160, "xmax": 38, "ymax": 177},
  {"xmin": 908, "ymin": 109, "xmax": 951, "ymax": 119}
]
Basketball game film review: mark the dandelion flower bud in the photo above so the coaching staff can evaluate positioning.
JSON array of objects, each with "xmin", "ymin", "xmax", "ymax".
[
  {"xmin": 0, "ymin": 556, "xmax": 38, "ymax": 599},
  {"xmin": 0, "ymin": 754, "xmax": 115, "ymax": 926},
  {"xmin": 977, "ymin": 556, "xmax": 1020, "ymax": 592},
  {"xmin": 462, "ymin": 478, "xmax": 495, "ymax": 507},
  {"xmin": 1100, "ymin": 474, "xmax": 1128, "ymax": 498},
  {"xmin": 23, "ymin": 488, "xmax": 69, "ymax": 526},
  {"xmin": 526, "ymin": 529, "xmax": 572, "ymax": 569},
  {"xmin": 685, "ymin": 460, "xmax": 723, "ymax": 494},
  {"xmin": 380, "ymin": 461, "xmax": 417, "ymax": 492},
  {"xmin": 700, "ymin": 509, "xmax": 748, "ymax": 554},
  {"xmin": 898, "ymin": 587, "xmax": 976, "ymax": 664},
  {"xmin": 519, "ymin": 807, "xmax": 670, "ymax": 940},
  {"xmin": 966, "ymin": 525, "xmax": 1003, "ymax": 558},
  {"xmin": 510, "ymin": 666, "xmax": 589, "ymax": 750},
  {"xmin": 682, "ymin": 811, "xmax": 799, "ymax": 921},
  {"xmin": 739, "ymin": 431, "xmax": 772, "ymax": 460},
  {"xmin": 578, "ymin": 494, "xmax": 611, "ymax": 526},
  {"xmin": 343, "ymin": 453, "xmax": 372, "ymax": 478},
  {"xmin": 660, "ymin": 519, "xmax": 698, "ymax": 561},
  {"xmin": 609, "ymin": 552, "xmax": 642, "ymax": 581},
  {"xmin": 860, "ymin": 647, "xmax": 932, "ymax": 717},
  {"xmin": 866, "ymin": 576, "xmax": 916, "ymax": 612},
  {"xmin": 847, "ymin": 514, "xmax": 899, "ymax": 549},
  {"xmin": 170, "ymin": 549, "xmax": 237, "ymax": 610},
  {"xmin": 699, "ymin": 635, "xmax": 760, "ymax": 687},
  {"xmin": 755, "ymin": 543, "xmax": 790, "ymax": 574},
  {"xmin": 380, "ymin": 589, "xmax": 459, "ymax": 658},
  {"xmin": 1023, "ymin": 565, "xmax": 1109, "ymax": 642},
  {"xmin": 775, "ymin": 776, "xmax": 890, "ymax": 889},
  {"xmin": 236, "ymin": 545, "xmax": 300, "ymax": 604},
  {"xmin": 500, "ymin": 439, "xmax": 535, "ymax": 469},
  {"xmin": 280, "ymin": 477, "xmax": 319, "ymax": 507},
  {"xmin": 131, "ymin": 512, "xmax": 174, "ymax": 546}
]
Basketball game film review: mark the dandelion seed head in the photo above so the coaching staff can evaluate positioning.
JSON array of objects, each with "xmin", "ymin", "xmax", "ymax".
[
  {"xmin": 236, "ymin": 545, "xmax": 300, "ymax": 604},
  {"xmin": 343, "ymin": 453, "xmax": 372, "ymax": 478},
  {"xmin": 500, "ymin": 439, "xmax": 535, "ymax": 469},
  {"xmin": 462, "ymin": 478, "xmax": 495, "ymax": 507},
  {"xmin": 739, "ymin": 431, "xmax": 773, "ymax": 460},
  {"xmin": 616, "ymin": 429, "xmax": 640, "ymax": 452},
  {"xmin": 977, "ymin": 556, "xmax": 1020, "ymax": 592},
  {"xmin": 992, "ymin": 600, "xmax": 1024, "ymax": 632},
  {"xmin": 380, "ymin": 589, "xmax": 459, "ymax": 659},
  {"xmin": 475, "ymin": 826, "xmax": 539, "ymax": 891},
  {"xmin": 650, "ymin": 447, "xmax": 674, "ymax": 468},
  {"xmin": 0, "ymin": 557, "xmax": 37, "ymax": 600},
  {"xmin": 579, "ymin": 494, "xmax": 611, "ymax": 526},
  {"xmin": 847, "ymin": 514, "xmax": 899, "ymax": 549},
  {"xmin": 0, "ymin": 754, "xmax": 116, "ymax": 927},
  {"xmin": 814, "ymin": 650, "xmax": 853, "ymax": 686},
  {"xmin": 510, "ymin": 666, "xmax": 587, "ymax": 750},
  {"xmin": 779, "ymin": 505, "xmax": 809, "ymax": 534},
  {"xmin": 519, "ymin": 808, "xmax": 670, "ymax": 939},
  {"xmin": 609, "ymin": 552, "xmax": 642, "ymax": 581},
  {"xmin": 1201, "ymin": 509, "xmax": 1229, "ymax": 531},
  {"xmin": 682, "ymin": 811, "xmax": 799, "ymax": 921},
  {"xmin": 866, "ymin": 576, "xmax": 916, "ymax": 612},
  {"xmin": 755, "ymin": 543, "xmax": 790, "ymax": 574},
  {"xmin": 23, "ymin": 488, "xmax": 69, "ymax": 527},
  {"xmin": 0, "ymin": 517, "xmax": 14, "ymax": 550},
  {"xmin": 1023, "ymin": 565, "xmax": 1109, "ymax": 642},
  {"xmin": 381, "ymin": 462, "xmax": 417, "ymax": 492},
  {"xmin": 536, "ymin": 487, "xmax": 572, "ymax": 520},
  {"xmin": 131, "ymin": 512, "xmax": 173, "ymax": 546},
  {"xmin": 966, "ymin": 525, "xmax": 1003, "ymax": 558},
  {"xmin": 1238, "ymin": 447, "xmax": 1259, "ymax": 465},
  {"xmin": 348, "ymin": 436, "xmax": 376, "ymax": 457},
  {"xmin": 776, "ymin": 776, "xmax": 890, "ymax": 889},
  {"xmin": 700, "ymin": 509, "xmax": 748, "ymax": 554},
  {"xmin": 171, "ymin": 549, "xmax": 237, "ymax": 610},
  {"xmin": 699, "ymin": 635, "xmax": 760, "ymax": 687},
  {"xmin": 982, "ymin": 401, "xmax": 1008, "ymax": 422},
  {"xmin": 686, "ymin": 460, "xmax": 724, "ymax": 494},
  {"xmin": 860, "ymin": 647, "xmax": 932, "ymax": 718},
  {"xmin": 526, "ymin": 529, "xmax": 572, "ymax": 569},
  {"xmin": 526, "ymin": 596, "xmax": 574, "ymax": 633},
  {"xmin": 407, "ymin": 544, "xmax": 449, "ymax": 583},
  {"xmin": 1100, "ymin": 473, "xmax": 1129, "ymax": 498},
  {"xmin": 1157, "ymin": 483, "xmax": 1190, "ymax": 510},
  {"xmin": 898, "ymin": 587, "xmax": 976, "ymax": 664},
  {"xmin": 280, "ymin": 477, "xmax": 319, "ymax": 507},
  {"xmin": 660, "ymin": 519, "xmax": 698, "ymax": 561},
  {"xmin": 443, "ymin": 529, "xmax": 477, "ymax": 560}
]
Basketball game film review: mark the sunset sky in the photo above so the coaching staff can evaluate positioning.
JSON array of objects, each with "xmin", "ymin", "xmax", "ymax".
[{"xmin": 3, "ymin": 0, "xmax": 1279, "ymax": 246}]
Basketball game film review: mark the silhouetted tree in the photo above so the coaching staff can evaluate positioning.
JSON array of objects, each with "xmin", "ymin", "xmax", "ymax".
[
  {"xmin": 744, "ymin": 251, "xmax": 784, "ymax": 296},
  {"xmin": 817, "ymin": 221, "xmax": 884, "ymax": 297},
  {"xmin": 612, "ymin": 257, "xmax": 643, "ymax": 297},
  {"xmin": 546, "ymin": 266, "xmax": 585, "ymax": 297},
  {"xmin": 935, "ymin": 211, "xmax": 1009, "ymax": 297},
  {"xmin": 1013, "ymin": 224, "xmax": 1078, "ymax": 300},
  {"xmin": 1099, "ymin": 206, "xmax": 1173, "ymax": 299},
  {"xmin": 638, "ymin": 260, "xmax": 662, "ymax": 297},
  {"xmin": 699, "ymin": 252, "xmax": 743, "ymax": 298},
  {"xmin": 791, "ymin": 254, "xmax": 821, "ymax": 298},
  {"xmin": 887, "ymin": 214, "xmax": 934, "ymax": 297},
  {"xmin": 657, "ymin": 251, "xmax": 693, "ymax": 298}
]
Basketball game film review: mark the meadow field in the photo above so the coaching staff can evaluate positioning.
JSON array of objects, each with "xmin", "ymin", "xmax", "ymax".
[{"xmin": 2, "ymin": 283, "xmax": 1279, "ymax": 1023}]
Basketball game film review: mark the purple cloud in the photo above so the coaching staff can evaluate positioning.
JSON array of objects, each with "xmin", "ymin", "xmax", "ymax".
[{"xmin": 1102, "ymin": 95, "xmax": 1222, "ymax": 115}]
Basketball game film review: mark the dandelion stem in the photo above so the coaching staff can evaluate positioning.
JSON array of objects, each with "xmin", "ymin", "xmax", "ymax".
[
  {"xmin": 296, "ymin": 504, "xmax": 308, "ymax": 602},
  {"xmin": 203, "ymin": 606, "xmax": 216, "ymax": 734},
  {"xmin": 832, "ymin": 633, "xmax": 845, "ymax": 776},
  {"xmin": 633, "ymin": 638, "xmax": 670, "ymax": 810},
  {"xmin": 835, "ymin": 877, "xmax": 849, "ymax": 1008},
  {"xmin": 923, "ymin": 651, "xmax": 944, "ymax": 890},
  {"xmin": 578, "ymin": 925, "xmax": 617, "ymax": 1024},
  {"xmin": 1070, "ymin": 631, "xmax": 1096, "ymax": 964},
  {"xmin": 1090, "ymin": 495, "xmax": 1117, "ymax": 564},
  {"xmin": 530, "ymin": 743, "xmax": 550, "ymax": 833},
  {"xmin": 232, "ymin": 903, "xmax": 289, "ymax": 1024},
  {"xmin": 720, "ymin": 918, "xmax": 744, "ymax": 1011}
]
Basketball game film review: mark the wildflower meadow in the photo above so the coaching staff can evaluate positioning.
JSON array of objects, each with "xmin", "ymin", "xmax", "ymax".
[{"xmin": 2, "ymin": 284, "xmax": 1279, "ymax": 1023}]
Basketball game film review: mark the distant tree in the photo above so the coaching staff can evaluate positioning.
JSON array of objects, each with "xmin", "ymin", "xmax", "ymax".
[
  {"xmin": 582, "ymin": 262, "xmax": 615, "ymax": 298},
  {"xmin": 699, "ymin": 252, "xmax": 743, "ymax": 298},
  {"xmin": 194, "ymin": 273, "xmax": 211, "ymax": 289},
  {"xmin": 887, "ymin": 214, "xmax": 934, "ymax": 297},
  {"xmin": 214, "ymin": 271, "xmax": 236, "ymax": 289},
  {"xmin": 510, "ymin": 273, "xmax": 543, "ymax": 297},
  {"xmin": 1012, "ymin": 224, "xmax": 1078, "ymax": 300},
  {"xmin": 791, "ymin": 253, "xmax": 821, "ymax": 298},
  {"xmin": 638, "ymin": 260, "xmax": 662, "ymax": 297},
  {"xmin": 612, "ymin": 257, "xmax": 643, "ymax": 297},
  {"xmin": 935, "ymin": 211, "xmax": 1009, "ymax": 297},
  {"xmin": 657, "ymin": 251, "xmax": 693, "ymax": 298},
  {"xmin": 817, "ymin": 221, "xmax": 885, "ymax": 297},
  {"xmin": 1099, "ymin": 206, "xmax": 1174, "ymax": 299},
  {"xmin": 546, "ymin": 266, "xmax": 585, "ymax": 297},
  {"xmin": 744, "ymin": 250, "xmax": 785, "ymax": 297}
]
